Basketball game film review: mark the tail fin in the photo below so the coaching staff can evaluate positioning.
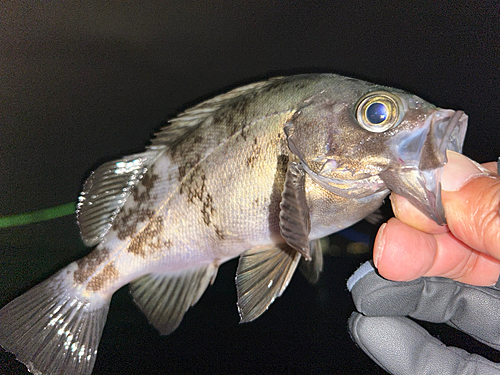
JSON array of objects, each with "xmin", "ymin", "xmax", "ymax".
[{"xmin": 0, "ymin": 268, "xmax": 110, "ymax": 375}]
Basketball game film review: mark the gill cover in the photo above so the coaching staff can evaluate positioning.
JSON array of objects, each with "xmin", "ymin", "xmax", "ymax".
[{"xmin": 283, "ymin": 100, "xmax": 388, "ymax": 200}]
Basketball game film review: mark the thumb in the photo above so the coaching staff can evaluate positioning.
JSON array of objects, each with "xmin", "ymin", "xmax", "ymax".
[{"xmin": 441, "ymin": 151, "xmax": 500, "ymax": 258}]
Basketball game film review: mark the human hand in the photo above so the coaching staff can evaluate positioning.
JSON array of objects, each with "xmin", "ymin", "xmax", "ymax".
[
  {"xmin": 374, "ymin": 150, "xmax": 500, "ymax": 286},
  {"xmin": 347, "ymin": 151, "xmax": 500, "ymax": 375}
]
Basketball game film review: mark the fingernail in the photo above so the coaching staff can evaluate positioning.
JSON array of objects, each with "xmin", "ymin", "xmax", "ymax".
[
  {"xmin": 388, "ymin": 193, "xmax": 398, "ymax": 215},
  {"xmin": 373, "ymin": 222, "xmax": 387, "ymax": 268},
  {"xmin": 442, "ymin": 150, "xmax": 490, "ymax": 191}
]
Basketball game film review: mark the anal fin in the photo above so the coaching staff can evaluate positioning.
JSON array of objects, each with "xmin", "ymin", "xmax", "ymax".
[
  {"xmin": 130, "ymin": 263, "xmax": 218, "ymax": 335},
  {"xmin": 236, "ymin": 243, "xmax": 301, "ymax": 323}
]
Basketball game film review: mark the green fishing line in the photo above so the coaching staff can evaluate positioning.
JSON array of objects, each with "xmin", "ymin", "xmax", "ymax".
[{"xmin": 0, "ymin": 202, "xmax": 76, "ymax": 228}]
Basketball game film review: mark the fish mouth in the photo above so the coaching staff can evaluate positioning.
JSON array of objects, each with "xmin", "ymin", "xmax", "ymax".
[
  {"xmin": 381, "ymin": 109, "xmax": 468, "ymax": 224},
  {"xmin": 432, "ymin": 109, "xmax": 468, "ymax": 162}
]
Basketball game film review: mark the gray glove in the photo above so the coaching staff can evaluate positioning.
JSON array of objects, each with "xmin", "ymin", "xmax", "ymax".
[{"xmin": 347, "ymin": 261, "xmax": 500, "ymax": 375}]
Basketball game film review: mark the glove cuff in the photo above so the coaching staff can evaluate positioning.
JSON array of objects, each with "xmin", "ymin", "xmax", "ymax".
[{"xmin": 347, "ymin": 260, "xmax": 375, "ymax": 292}]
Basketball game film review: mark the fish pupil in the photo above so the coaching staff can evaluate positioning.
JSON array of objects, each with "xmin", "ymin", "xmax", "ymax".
[{"xmin": 366, "ymin": 102, "xmax": 387, "ymax": 124}]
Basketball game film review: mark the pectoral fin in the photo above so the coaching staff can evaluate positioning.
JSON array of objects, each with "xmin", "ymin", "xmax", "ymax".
[
  {"xmin": 130, "ymin": 263, "xmax": 218, "ymax": 335},
  {"xmin": 236, "ymin": 244, "xmax": 301, "ymax": 323},
  {"xmin": 279, "ymin": 162, "xmax": 311, "ymax": 260}
]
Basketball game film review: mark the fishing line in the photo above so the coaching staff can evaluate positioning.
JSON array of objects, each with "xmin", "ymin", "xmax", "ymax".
[
  {"xmin": 0, "ymin": 202, "xmax": 372, "ymax": 246},
  {"xmin": 0, "ymin": 202, "xmax": 76, "ymax": 228}
]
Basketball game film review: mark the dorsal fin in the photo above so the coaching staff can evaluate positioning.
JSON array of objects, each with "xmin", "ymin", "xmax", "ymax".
[
  {"xmin": 77, "ymin": 147, "xmax": 166, "ymax": 247},
  {"xmin": 130, "ymin": 264, "xmax": 218, "ymax": 335},
  {"xmin": 236, "ymin": 243, "xmax": 301, "ymax": 323},
  {"xmin": 149, "ymin": 79, "xmax": 279, "ymax": 147}
]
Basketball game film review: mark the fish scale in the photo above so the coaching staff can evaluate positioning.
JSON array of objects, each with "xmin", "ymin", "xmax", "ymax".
[{"xmin": 0, "ymin": 73, "xmax": 467, "ymax": 375}]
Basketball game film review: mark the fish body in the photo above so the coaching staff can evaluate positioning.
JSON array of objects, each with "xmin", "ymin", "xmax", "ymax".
[{"xmin": 0, "ymin": 74, "xmax": 467, "ymax": 374}]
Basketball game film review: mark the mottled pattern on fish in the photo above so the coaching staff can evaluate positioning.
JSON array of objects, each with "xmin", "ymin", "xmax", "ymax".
[
  {"xmin": 72, "ymin": 76, "xmax": 368, "ymax": 294},
  {"xmin": 0, "ymin": 74, "xmax": 467, "ymax": 375}
]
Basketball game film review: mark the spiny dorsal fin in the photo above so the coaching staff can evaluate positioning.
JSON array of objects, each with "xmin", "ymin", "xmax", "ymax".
[
  {"xmin": 130, "ymin": 263, "xmax": 218, "ymax": 335},
  {"xmin": 279, "ymin": 162, "xmax": 311, "ymax": 260},
  {"xmin": 299, "ymin": 238, "xmax": 325, "ymax": 284},
  {"xmin": 236, "ymin": 243, "xmax": 301, "ymax": 323},
  {"xmin": 150, "ymin": 78, "xmax": 281, "ymax": 147},
  {"xmin": 77, "ymin": 147, "xmax": 166, "ymax": 247}
]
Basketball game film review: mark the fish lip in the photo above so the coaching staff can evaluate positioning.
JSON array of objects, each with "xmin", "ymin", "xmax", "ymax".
[
  {"xmin": 417, "ymin": 109, "xmax": 468, "ymax": 171},
  {"xmin": 435, "ymin": 109, "xmax": 468, "ymax": 157},
  {"xmin": 422, "ymin": 109, "xmax": 468, "ymax": 224}
]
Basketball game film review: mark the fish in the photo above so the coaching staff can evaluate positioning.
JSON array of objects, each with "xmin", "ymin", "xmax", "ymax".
[{"xmin": 0, "ymin": 74, "xmax": 467, "ymax": 375}]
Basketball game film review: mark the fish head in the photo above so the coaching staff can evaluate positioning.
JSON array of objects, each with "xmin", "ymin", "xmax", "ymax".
[{"xmin": 284, "ymin": 78, "xmax": 468, "ymax": 225}]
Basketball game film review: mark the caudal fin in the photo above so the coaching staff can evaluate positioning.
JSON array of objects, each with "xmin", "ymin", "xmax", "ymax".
[{"xmin": 0, "ymin": 269, "xmax": 110, "ymax": 375}]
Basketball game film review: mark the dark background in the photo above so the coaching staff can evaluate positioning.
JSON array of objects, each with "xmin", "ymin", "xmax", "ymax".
[{"xmin": 0, "ymin": 1, "xmax": 499, "ymax": 374}]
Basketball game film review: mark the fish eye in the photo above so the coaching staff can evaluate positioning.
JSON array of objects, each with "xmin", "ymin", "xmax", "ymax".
[{"xmin": 355, "ymin": 91, "xmax": 404, "ymax": 132}]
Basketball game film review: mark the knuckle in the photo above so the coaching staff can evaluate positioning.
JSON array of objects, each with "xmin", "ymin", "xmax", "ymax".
[{"xmin": 473, "ymin": 178, "xmax": 500, "ymax": 252}]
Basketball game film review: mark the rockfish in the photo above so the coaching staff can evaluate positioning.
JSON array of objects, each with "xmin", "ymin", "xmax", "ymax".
[{"xmin": 0, "ymin": 74, "xmax": 467, "ymax": 374}]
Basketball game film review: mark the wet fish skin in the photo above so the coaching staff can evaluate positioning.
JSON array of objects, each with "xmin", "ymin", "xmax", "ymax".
[{"xmin": 0, "ymin": 74, "xmax": 467, "ymax": 374}]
